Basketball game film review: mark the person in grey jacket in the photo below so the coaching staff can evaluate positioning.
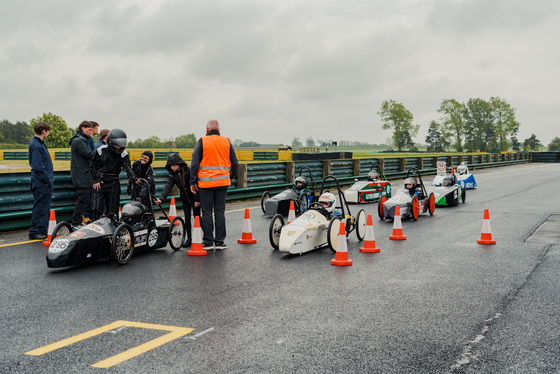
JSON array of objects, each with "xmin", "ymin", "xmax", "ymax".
[{"xmin": 69, "ymin": 121, "xmax": 94, "ymax": 227}]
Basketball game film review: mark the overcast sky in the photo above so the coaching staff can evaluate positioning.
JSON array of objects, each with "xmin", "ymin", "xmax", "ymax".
[{"xmin": 1, "ymin": 0, "xmax": 558, "ymax": 146}]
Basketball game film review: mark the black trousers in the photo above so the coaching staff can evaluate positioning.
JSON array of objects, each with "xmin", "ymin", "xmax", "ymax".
[
  {"xmin": 180, "ymin": 196, "xmax": 201, "ymax": 241},
  {"xmin": 72, "ymin": 187, "xmax": 90, "ymax": 225},
  {"xmin": 29, "ymin": 180, "xmax": 52, "ymax": 236},
  {"xmin": 198, "ymin": 186, "xmax": 227, "ymax": 246},
  {"xmin": 92, "ymin": 182, "xmax": 121, "ymax": 220}
]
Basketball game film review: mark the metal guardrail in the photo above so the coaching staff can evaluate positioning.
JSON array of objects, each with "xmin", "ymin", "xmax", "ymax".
[{"xmin": 0, "ymin": 153, "xmax": 533, "ymax": 231}]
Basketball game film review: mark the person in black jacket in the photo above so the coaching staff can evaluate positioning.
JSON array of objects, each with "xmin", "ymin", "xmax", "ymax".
[
  {"xmin": 155, "ymin": 153, "xmax": 200, "ymax": 248},
  {"xmin": 128, "ymin": 150, "xmax": 155, "ymax": 211},
  {"xmin": 90, "ymin": 129, "xmax": 137, "ymax": 220},
  {"xmin": 69, "ymin": 121, "xmax": 94, "ymax": 227}
]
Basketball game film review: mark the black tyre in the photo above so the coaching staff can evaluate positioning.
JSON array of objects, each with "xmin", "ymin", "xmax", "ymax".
[
  {"xmin": 261, "ymin": 191, "xmax": 270, "ymax": 214},
  {"xmin": 168, "ymin": 217, "xmax": 185, "ymax": 251},
  {"xmin": 411, "ymin": 196, "xmax": 419, "ymax": 221},
  {"xmin": 269, "ymin": 214, "xmax": 285, "ymax": 249},
  {"xmin": 327, "ymin": 216, "xmax": 343, "ymax": 253},
  {"xmin": 111, "ymin": 223, "xmax": 135, "ymax": 265},
  {"xmin": 355, "ymin": 209, "xmax": 366, "ymax": 241},
  {"xmin": 428, "ymin": 193, "xmax": 436, "ymax": 215},
  {"xmin": 52, "ymin": 222, "xmax": 73, "ymax": 240},
  {"xmin": 461, "ymin": 187, "xmax": 466, "ymax": 203}
]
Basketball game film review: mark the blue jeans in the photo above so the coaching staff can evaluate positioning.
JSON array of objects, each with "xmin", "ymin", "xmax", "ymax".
[
  {"xmin": 198, "ymin": 186, "xmax": 228, "ymax": 246},
  {"xmin": 29, "ymin": 179, "xmax": 52, "ymax": 236}
]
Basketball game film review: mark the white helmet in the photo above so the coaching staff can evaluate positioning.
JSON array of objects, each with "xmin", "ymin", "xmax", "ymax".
[
  {"xmin": 318, "ymin": 192, "xmax": 336, "ymax": 212},
  {"xmin": 457, "ymin": 163, "xmax": 467, "ymax": 175}
]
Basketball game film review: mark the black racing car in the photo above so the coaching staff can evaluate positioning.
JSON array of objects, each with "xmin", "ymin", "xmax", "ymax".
[
  {"xmin": 46, "ymin": 180, "xmax": 185, "ymax": 269},
  {"xmin": 261, "ymin": 167, "xmax": 320, "ymax": 216}
]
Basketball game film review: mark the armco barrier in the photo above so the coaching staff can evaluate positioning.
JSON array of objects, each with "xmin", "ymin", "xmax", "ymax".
[{"xmin": 0, "ymin": 153, "xmax": 531, "ymax": 231}]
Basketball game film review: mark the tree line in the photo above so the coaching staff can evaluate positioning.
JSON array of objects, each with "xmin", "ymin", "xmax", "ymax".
[
  {"xmin": 1, "ymin": 110, "xmax": 560, "ymax": 152},
  {"xmin": 379, "ymin": 97, "xmax": 551, "ymax": 152}
]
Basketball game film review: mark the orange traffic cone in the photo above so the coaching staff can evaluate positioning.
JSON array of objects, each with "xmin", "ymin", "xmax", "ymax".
[
  {"xmin": 359, "ymin": 214, "xmax": 380, "ymax": 253},
  {"xmin": 331, "ymin": 221, "xmax": 352, "ymax": 266},
  {"xmin": 477, "ymin": 209, "xmax": 496, "ymax": 245},
  {"xmin": 389, "ymin": 205, "xmax": 406, "ymax": 240},
  {"xmin": 169, "ymin": 196, "xmax": 177, "ymax": 221},
  {"xmin": 42, "ymin": 210, "xmax": 57, "ymax": 246},
  {"xmin": 287, "ymin": 200, "xmax": 296, "ymax": 224},
  {"xmin": 187, "ymin": 216, "xmax": 207, "ymax": 256},
  {"xmin": 238, "ymin": 208, "xmax": 257, "ymax": 244}
]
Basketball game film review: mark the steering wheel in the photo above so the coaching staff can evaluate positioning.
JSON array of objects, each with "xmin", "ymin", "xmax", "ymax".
[{"xmin": 106, "ymin": 212, "xmax": 119, "ymax": 226}]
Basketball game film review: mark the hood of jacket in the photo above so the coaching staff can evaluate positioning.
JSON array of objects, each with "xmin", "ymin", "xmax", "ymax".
[{"xmin": 165, "ymin": 153, "xmax": 188, "ymax": 173}]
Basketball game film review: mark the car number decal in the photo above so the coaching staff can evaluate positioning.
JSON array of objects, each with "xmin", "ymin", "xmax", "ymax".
[
  {"xmin": 49, "ymin": 239, "xmax": 69, "ymax": 253},
  {"xmin": 67, "ymin": 231, "xmax": 86, "ymax": 238}
]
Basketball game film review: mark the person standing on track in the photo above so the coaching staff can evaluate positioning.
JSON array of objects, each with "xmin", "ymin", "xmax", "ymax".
[
  {"xmin": 28, "ymin": 121, "xmax": 53, "ymax": 240},
  {"xmin": 90, "ymin": 129, "xmax": 137, "ymax": 220},
  {"xmin": 69, "ymin": 121, "xmax": 94, "ymax": 228},
  {"xmin": 190, "ymin": 120, "xmax": 238, "ymax": 251}
]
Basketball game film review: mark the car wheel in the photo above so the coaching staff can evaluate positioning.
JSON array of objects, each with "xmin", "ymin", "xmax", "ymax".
[
  {"xmin": 428, "ymin": 193, "xmax": 436, "ymax": 215},
  {"xmin": 168, "ymin": 217, "xmax": 185, "ymax": 251},
  {"xmin": 327, "ymin": 216, "xmax": 343, "ymax": 253},
  {"xmin": 411, "ymin": 197, "xmax": 419, "ymax": 221},
  {"xmin": 52, "ymin": 222, "xmax": 73, "ymax": 240},
  {"xmin": 299, "ymin": 193, "xmax": 309, "ymax": 213},
  {"xmin": 461, "ymin": 187, "xmax": 466, "ymax": 203},
  {"xmin": 261, "ymin": 191, "xmax": 270, "ymax": 214},
  {"xmin": 111, "ymin": 223, "xmax": 135, "ymax": 265},
  {"xmin": 378, "ymin": 196, "xmax": 387, "ymax": 220},
  {"xmin": 355, "ymin": 209, "xmax": 367, "ymax": 241},
  {"xmin": 269, "ymin": 214, "xmax": 285, "ymax": 250}
]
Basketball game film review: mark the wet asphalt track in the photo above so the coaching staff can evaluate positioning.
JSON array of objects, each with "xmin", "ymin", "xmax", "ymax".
[{"xmin": 1, "ymin": 163, "xmax": 559, "ymax": 373}]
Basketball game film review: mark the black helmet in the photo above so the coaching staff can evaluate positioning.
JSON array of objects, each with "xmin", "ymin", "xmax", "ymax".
[
  {"xmin": 294, "ymin": 176, "xmax": 308, "ymax": 190},
  {"xmin": 442, "ymin": 176, "xmax": 454, "ymax": 187},
  {"xmin": 368, "ymin": 170, "xmax": 379, "ymax": 181},
  {"xmin": 121, "ymin": 201, "xmax": 144, "ymax": 223},
  {"xmin": 107, "ymin": 129, "xmax": 128, "ymax": 153},
  {"xmin": 404, "ymin": 177, "xmax": 417, "ymax": 195}
]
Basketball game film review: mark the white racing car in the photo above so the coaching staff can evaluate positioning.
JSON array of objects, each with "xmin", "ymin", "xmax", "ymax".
[{"xmin": 268, "ymin": 175, "xmax": 366, "ymax": 255}]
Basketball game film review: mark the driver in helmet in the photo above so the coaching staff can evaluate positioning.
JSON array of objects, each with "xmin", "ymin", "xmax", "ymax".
[
  {"xmin": 456, "ymin": 163, "xmax": 467, "ymax": 175},
  {"xmin": 368, "ymin": 170, "xmax": 379, "ymax": 181},
  {"xmin": 315, "ymin": 192, "xmax": 341, "ymax": 218},
  {"xmin": 442, "ymin": 176, "xmax": 454, "ymax": 187},
  {"xmin": 91, "ymin": 129, "xmax": 138, "ymax": 220},
  {"xmin": 404, "ymin": 177, "xmax": 420, "ymax": 197},
  {"xmin": 293, "ymin": 176, "xmax": 308, "ymax": 193}
]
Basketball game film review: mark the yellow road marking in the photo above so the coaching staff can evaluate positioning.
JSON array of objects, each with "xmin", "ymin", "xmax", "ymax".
[
  {"xmin": 25, "ymin": 320, "xmax": 194, "ymax": 369},
  {"xmin": 0, "ymin": 239, "xmax": 42, "ymax": 248}
]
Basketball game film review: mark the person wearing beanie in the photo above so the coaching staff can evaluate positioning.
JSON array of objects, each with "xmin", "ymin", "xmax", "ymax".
[{"xmin": 128, "ymin": 150, "xmax": 155, "ymax": 210}]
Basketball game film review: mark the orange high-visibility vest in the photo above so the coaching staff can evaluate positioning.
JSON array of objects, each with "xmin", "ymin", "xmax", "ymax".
[{"xmin": 198, "ymin": 135, "xmax": 232, "ymax": 188}]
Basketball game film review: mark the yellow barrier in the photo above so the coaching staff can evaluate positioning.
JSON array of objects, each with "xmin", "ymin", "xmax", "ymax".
[
  {"xmin": 179, "ymin": 151, "xmax": 193, "ymax": 161},
  {"xmin": 0, "ymin": 151, "xmax": 3, "ymax": 161},
  {"xmin": 235, "ymin": 150, "xmax": 254, "ymax": 161},
  {"xmin": 49, "ymin": 151, "xmax": 55, "ymax": 161},
  {"xmin": 278, "ymin": 151, "xmax": 293, "ymax": 161},
  {"xmin": 128, "ymin": 151, "xmax": 142, "ymax": 161}
]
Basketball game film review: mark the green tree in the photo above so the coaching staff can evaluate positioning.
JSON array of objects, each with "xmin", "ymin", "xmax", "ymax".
[
  {"xmin": 463, "ymin": 98, "xmax": 495, "ymax": 152},
  {"xmin": 291, "ymin": 137, "xmax": 303, "ymax": 147},
  {"xmin": 510, "ymin": 127, "xmax": 521, "ymax": 152},
  {"xmin": 175, "ymin": 133, "xmax": 197, "ymax": 148},
  {"xmin": 378, "ymin": 100, "xmax": 419, "ymax": 151},
  {"xmin": 425, "ymin": 121, "xmax": 443, "ymax": 152},
  {"xmin": 523, "ymin": 134, "xmax": 542, "ymax": 151},
  {"xmin": 29, "ymin": 113, "xmax": 72, "ymax": 148},
  {"xmin": 305, "ymin": 137, "xmax": 315, "ymax": 147},
  {"xmin": 438, "ymin": 99, "xmax": 465, "ymax": 152},
  {"xmin": 490, "ymin": 97, "xmax": 519, "ymax": 152},
  {"xmin": 548, "ymin": 137, "xmax": 560, "ymax": 151}
]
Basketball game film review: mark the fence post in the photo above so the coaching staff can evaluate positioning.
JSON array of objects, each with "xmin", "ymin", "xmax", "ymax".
[
  {"xmin": 353, "ymin": 159, "xmax": 361, "ymax": 176},
  {"xmin": 417, "ymin": 157, "xmax": 423, "ymax": 170},
  {"xmin": 378, "ymin": 158, "xmax": 385, "ymax": 174},
  {"xmin": 399, "ymin": 158, "xmax": 405, "ymax": 172},
  {"xmin": 323, "ymin": 160, "xmax": 331, "ymax": 178},
  {"xmin": 447, "ymin": 155, "xmax": 453, "ymax": 167},
  {"xmin": 285, "ymin": 161, "xmax": 295, "ymax": 183},
  {"xmin": 237, "ymin": 164, "xmax": 248, "ymax": 189}
]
